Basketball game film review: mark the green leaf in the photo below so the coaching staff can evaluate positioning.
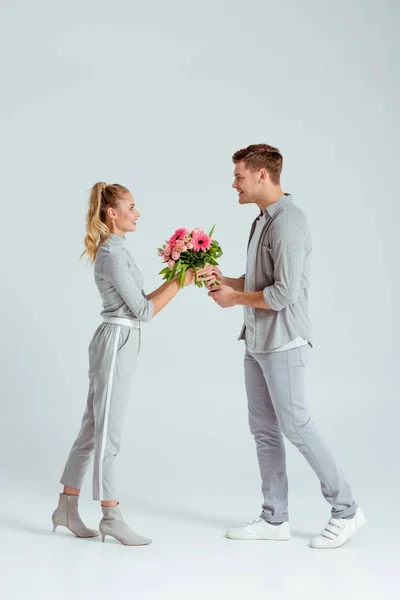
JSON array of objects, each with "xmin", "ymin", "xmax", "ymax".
[
  {"xmin": 179, "ymin": 267, "xmax": 187, "ymax": 288},
  {"xmin": 208, "ymin": 224, "xmax": 216, "ymax": 237}
]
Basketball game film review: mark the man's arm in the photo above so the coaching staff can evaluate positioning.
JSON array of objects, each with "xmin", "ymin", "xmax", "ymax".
[
  {"xmin": 224, "ymin": 276, "xmax": 245, "ymax": 292},
  {"xmin": 207, "ymin": 267, "xmax": 245, "ymax": 292},
  {"xmin": 235, "ymin": 231, "xmax": 307, "ymax": 310},
  {"xmin": 210, "ymin": 231, "xmax": 307, "ymax": 310},
  {"xmin": 234, "ymin": 290, "xmax": 271, "ymax": 309}
]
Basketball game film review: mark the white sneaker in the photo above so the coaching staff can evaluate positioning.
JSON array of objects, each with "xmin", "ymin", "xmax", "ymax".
[
  {"xmin": 226, "ymin": 517, "xmax": 291, "ymax": 541},
  {"xmin": 309, "ymin": 507, "xmax": 367, "ymax": 549}
]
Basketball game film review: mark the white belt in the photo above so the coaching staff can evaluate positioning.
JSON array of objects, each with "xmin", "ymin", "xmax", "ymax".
[{"xmin": 102, "ymin": 317, "xmax": 141, "ymax": 329}]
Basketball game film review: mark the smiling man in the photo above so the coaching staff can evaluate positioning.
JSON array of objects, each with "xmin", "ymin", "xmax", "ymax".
[{"xmin": 204, "ymin": 143, "xmax": 365, "ymax": 549}]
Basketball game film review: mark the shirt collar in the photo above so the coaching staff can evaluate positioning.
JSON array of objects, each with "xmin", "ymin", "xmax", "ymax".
[
  {"xmin": 107, "ymin": 233, "xmax": 126, "ymax": 246},
  {"xmin": 263, "ymin": 193, "xmax": 292, "ymax": 218}
]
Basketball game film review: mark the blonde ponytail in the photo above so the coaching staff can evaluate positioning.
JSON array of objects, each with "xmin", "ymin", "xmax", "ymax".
[{"xmin": 81, "ymin": 182, "xmax": 130, "ymax": 262}]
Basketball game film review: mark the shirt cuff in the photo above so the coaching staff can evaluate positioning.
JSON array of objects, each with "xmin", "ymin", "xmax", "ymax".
[
  {"xmin": 263, "ymin": 286, "xmax": 285, "ymax": 311},
  {"xmin": 145, "ymin": 299, "xmax": 155, "ymax": 322}
]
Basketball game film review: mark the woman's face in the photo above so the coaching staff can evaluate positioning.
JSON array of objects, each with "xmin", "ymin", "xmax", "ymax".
[{"xmin": 108, "ymin": 193, "xmax": 140, "ymax": 235}]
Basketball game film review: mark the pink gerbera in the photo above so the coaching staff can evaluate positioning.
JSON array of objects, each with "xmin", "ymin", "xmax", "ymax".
[
  {"xmin": 169, "ymin": 228, "xmax": 189, "ymax": 246},
  {"xmin": 191, "ymin": 231, "xmax": 212, "ymax": 252}
]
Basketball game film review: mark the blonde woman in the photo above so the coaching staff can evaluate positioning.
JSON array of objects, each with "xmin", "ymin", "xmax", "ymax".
[{"xmin": 52, "ymin": 182, "xmax": 209, "ymax": 546}]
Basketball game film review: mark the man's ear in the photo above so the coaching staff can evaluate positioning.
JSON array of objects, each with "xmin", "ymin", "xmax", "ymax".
[{"xmin": 259, "ymin": 168, "xmax": 268, "ymax": 183}]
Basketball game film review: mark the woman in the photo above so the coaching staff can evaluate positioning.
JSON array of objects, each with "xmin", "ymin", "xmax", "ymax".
[{"xmin": 52, "ymin": 182, "xmax": 209, "ymax": 546}]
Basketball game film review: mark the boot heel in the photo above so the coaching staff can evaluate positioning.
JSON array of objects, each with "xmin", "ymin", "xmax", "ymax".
[
  {"xmin": 101, "ymin": 534, "xmax": 106, "ymax": 543},
  {"xmin": 100, "ymin": 505, "xmax": 152, "ymax": 546},
  {"xmin": 52, "ymin": 523, "xmax": 57, "ymax": 533}
]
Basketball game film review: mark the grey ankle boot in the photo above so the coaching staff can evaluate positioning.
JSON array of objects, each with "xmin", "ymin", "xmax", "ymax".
[
  {"xmin": 99, "ymin": 504, "xmax": 152, "ymax": 546},
  {"xmin": 52, "ymin": 493, "xmax": 100, "ymax": 538}
]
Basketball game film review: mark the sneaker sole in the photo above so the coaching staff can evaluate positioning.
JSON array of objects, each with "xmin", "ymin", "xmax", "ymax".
[{"xmin": 226, "ymin": 534, "xmax": 291, "ymax": 541}]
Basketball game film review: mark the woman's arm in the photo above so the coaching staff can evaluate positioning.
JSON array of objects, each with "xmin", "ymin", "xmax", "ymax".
[
  {"xmin": 149, "ymin": 279, "xmax": 181, "ymax": 317},
  {"xmin": 149, "ymin": 267, "xmax": 211, "ymax": 316},
  {"xmin": 105, "ymin": 253, "xmax": 198, "ymax": 321},
  {"xmin": 147, "ymin": 281, "xmax": 174, "ymax": 301}
]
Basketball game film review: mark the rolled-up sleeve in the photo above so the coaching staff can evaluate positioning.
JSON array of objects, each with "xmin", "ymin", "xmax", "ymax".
[
  {"xmin": 262, "ymin": 230, "xmax": 306, "ymax": 311},
  {"xmin": 104, "ymin": 253, "xmax": 154, "ymax": 322}
]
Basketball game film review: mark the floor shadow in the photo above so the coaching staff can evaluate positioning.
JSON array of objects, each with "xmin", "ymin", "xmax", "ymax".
[
  {"xmin": 0, "ymin": 514, "xmax": 52, "ymax": 537},
  {"xmin": 290, "ymin": 529, "xmax": 316, "ymax": 540},
  {"xmin": 0, "ymin": 514, "xmax": 99, "ymax": 541},
  {"xmin": 132, "ymin": 501, "xmax": 233, "ymax": 529}
]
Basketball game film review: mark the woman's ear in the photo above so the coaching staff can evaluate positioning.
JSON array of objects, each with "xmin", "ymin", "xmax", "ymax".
[{"xmin": 105, "ymin": 205, "xmax": 117, "ymax": 220}]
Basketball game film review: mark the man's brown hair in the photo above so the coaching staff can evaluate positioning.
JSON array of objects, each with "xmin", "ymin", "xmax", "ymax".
[{"xmin": 232, "ymin": 143, "xmax": 283, "ymax": 185}]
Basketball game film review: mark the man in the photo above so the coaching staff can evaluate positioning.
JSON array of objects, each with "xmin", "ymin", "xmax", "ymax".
[{"xmin": 204, "ymin": 144, "xmax": 365, "ymax": 549}]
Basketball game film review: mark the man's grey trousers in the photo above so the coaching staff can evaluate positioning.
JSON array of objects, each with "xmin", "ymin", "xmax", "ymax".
[{"xmin": 245, "ymin": 344, "xmax": 357, "ymax": 523}]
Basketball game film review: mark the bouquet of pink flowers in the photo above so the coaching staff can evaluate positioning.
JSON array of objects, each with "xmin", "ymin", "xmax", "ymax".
[{"xmin": 158, "ymin": 225, "xmax": 223, "ymax": 288}]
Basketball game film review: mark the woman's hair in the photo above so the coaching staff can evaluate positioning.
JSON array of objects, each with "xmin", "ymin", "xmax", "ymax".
[{"xmin": 81, "ymin": 182, "xmax": 130, "ymax": 262}]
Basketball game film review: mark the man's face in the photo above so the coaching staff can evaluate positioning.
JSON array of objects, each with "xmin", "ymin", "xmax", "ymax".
[{"xmin": 232, "ymin": 161, "xmax": 259, "ymax": 204}]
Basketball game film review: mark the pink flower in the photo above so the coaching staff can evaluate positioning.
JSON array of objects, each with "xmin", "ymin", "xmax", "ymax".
[
  {"xmin": 172, "ymin": 251, "xmax": 180, "ymax": 261},
  {"xmin": 187, "ymin": 242, "xmax": 194, "ymax": 250},
  {"xmin": 163, "ymin": 243, "xmax": 172, "ymax": 262},
  {"xmin": 174, "ymin": 240, "xmax": 188, "ymax": 253},
  {"xmin": 169, "ymin": 228, "xmax": 189, "ymax": 246},
  {"xmin": 191, "ymin": 231, "xmax": 212, "ymax": 252},
  {"xmin": 175, "ymin": 240, "xmax": 186, "ymax": 252},
  {"xmin": 168, "ymin": 259, "xmax": 175, "ymax": 269},
  {"xmin": 158, "ymin": 250, "xmax": 163, "ymax": 257}
]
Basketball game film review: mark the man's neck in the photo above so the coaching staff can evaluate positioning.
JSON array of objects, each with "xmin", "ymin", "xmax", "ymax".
[{"xmin": 256, "ymin": 187, "xmax": 285, "ymax": 213}]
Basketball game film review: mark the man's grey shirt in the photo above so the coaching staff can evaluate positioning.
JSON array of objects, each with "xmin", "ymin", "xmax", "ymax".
[{"xmin": 238, "ymin": 194, "xmax": 312, "ymax": 352}]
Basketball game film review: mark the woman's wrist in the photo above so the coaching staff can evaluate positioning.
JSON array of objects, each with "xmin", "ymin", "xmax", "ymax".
[{"xmin": 170, "ymin": 278, "xmax": 180, "ymax": 291}]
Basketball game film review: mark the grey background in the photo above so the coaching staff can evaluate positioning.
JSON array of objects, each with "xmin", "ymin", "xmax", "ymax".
[{"xmin": 1, "ymin": 0, "xmax": 398, "ymax": 525}]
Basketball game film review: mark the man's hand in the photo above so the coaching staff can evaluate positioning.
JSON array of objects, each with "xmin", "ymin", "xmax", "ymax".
[
  {"xmin": 182, "ymin": 266, "xmax": 212, "ymax": 287},
  {"xmin": 208, "ymin": 285, "xmax": 238, "ymax": 308},
  {"xmin": 202, "ymin": 266, "xmax": 225, "ymax": 289}
]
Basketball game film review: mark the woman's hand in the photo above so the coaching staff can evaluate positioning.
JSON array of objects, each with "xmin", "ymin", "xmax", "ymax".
[{"xmin": 182, "ymin": 268, "xmax": 196, "ymax": 287}]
